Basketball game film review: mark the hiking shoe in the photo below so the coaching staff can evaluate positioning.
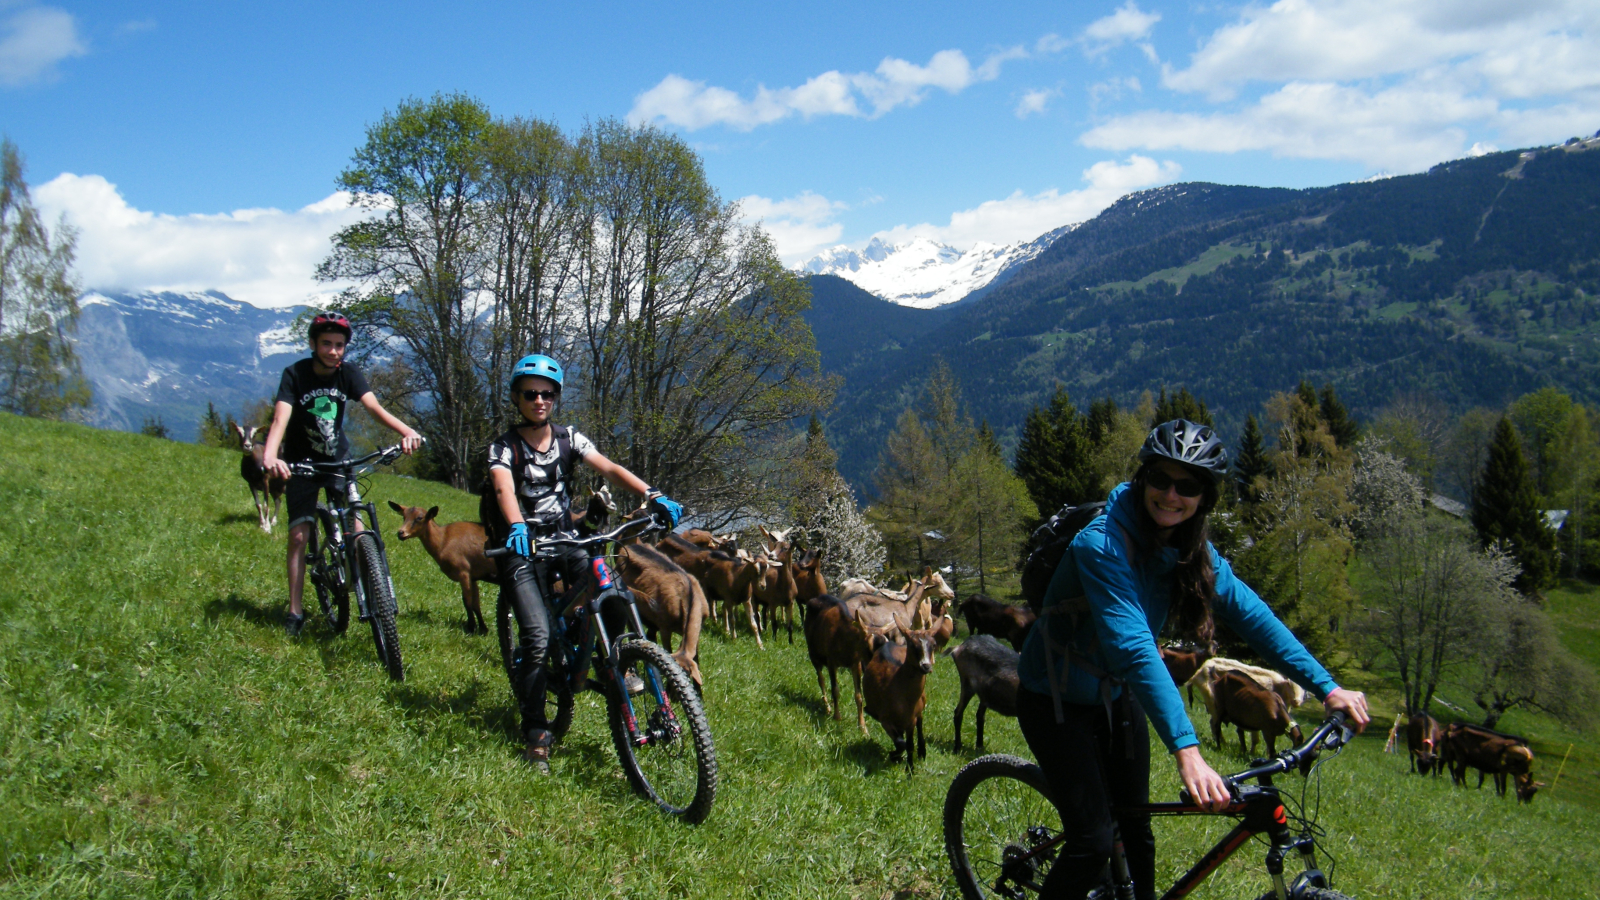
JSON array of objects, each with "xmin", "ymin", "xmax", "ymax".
[
  {"xmin": 624, "ymin": 670, "xmax": 646, "ymax": 695},
  {"xmin": 284, "ymin": 612, "xmax": 305, "ymax": 637},
  {"xmin": 524, "ymin": 742, "xmax": 551, "ymax": 774}
]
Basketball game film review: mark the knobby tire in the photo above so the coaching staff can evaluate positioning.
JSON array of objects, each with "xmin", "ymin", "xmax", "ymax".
[
  {"xmin": 945, "ymin": 754, "xmax": 1061, "ymax": 900},
  {"xmin": 606, "ymin": 639, "xmax": 717, "ymax": 823},
  {"xmin": 354, "ymin": 533, "xmax": 403, "ymax": 682},
  {"xmin": 494, "ymin": 591, "xmax": 574, "ymax": 738}
]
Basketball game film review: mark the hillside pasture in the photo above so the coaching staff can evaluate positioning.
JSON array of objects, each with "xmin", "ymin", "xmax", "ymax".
[{"xmin": 1, "ymin": 413, "xmax": 1596, "ymax": 898}]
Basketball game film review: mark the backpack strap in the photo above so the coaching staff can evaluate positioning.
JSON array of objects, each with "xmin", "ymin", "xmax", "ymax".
[{"xmin": 1038, "ymin": 518, "xmax": 1137, "ymax": 733}]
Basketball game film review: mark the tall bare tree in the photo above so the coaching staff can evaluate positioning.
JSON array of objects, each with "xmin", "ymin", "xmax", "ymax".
[{"xmin": 0, "ymin": 139, "xmax": 89, "ymax": 418}]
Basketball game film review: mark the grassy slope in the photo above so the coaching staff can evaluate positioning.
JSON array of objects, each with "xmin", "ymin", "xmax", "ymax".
[{"xmin": 2, "ymin": 413, "xmax": 1597, "ymax": 899}]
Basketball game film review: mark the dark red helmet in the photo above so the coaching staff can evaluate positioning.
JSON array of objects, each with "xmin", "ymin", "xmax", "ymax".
[{"xmin": 309, "ymin": 312, "xmax": 352, "ymax": 342}]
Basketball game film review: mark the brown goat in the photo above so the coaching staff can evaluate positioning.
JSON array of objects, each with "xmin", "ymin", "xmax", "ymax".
[
  {"xmin": 802, "ymin": 594, "xmax": 875, "ymax": 734},
  {"xmin": 792, "ymin": 549, "xmax": 828, "ymax": 603},
  {"xmin": 862, "ymin": 614, "xmax": 939, "ymax": 773},
  {"xmin": 235, "ymin": 424, "xmax": 286, "ymax": 534},
  {"xmin": 753, "ymin": 544, "xmax": 800, "ymax": 645},
  {"xmin": 1210, "ymin": 669, "xmax": 1303, "ymax": 756},
  {"xmin": 957, "ymin": 594, "xmax": 1037, "ymax": 651},
  {"xmin": 1159, "ymin": 644, "xmax": 1214, "ymax": 687},
  {"xmin": 389, "ymin": 501, "xmax": 494, "ymax": 633},
  {"xmin": 616, "ymin": 543, "xmax": 707, "ymax": 687},
  {"xmin": 845, "ymin": 577, "xmax": 937, "ymax": 642},
  {"xmin": 664, "ymin": 537, "xmax": 767, "ymax": 647}
]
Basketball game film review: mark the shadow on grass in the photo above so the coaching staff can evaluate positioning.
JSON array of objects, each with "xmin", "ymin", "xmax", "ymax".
[
  {"xmin": 215, "ymin": 512, "xmax": 263, "ymax": 527},
  {"xmin": 204, "ymin": 592, "xmax": 281, "ymax": 630},
  {"xmin": 774, "ymin": 683, "xmax": 836, "ymax": 726},
  {"xmin": 386, "ymin": 678, "xmax": 523, "ymax": 744}
]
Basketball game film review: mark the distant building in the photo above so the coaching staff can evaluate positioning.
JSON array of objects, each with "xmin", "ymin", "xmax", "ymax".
[{"xmin": 1430, "ymin": 494, "xmax": 1467, "ymax": 518}]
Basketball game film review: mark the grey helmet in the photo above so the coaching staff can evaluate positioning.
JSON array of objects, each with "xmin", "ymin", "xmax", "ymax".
[{"xmin": 1138, "ymin": 419, "xmax": 1229, "ymax": 477}]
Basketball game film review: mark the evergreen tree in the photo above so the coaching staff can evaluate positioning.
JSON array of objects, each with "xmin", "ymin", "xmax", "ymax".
[
  {"xmin": 955, "ymin": 427, "xmax": 1037, "ymax": 593},
  {"xmin": 869, "ymin": 408, "xmax": 944, "ymax": 569},
  {"xmin": 1472, "ymin": 417, "xmax": 1558, "ymax": 592},
  {"xmin": 197, "ymin": 402, "xmax": 231, "ymax": 448},
  {"xmin": 977, "ymin": 419, "xmax": 1003, "ymax": 459},
  {"xmin": 1318, "ymin": 384, "xmax": 1359, "ymax": 448},
  {"xmin": 1235, "ymin": 413, "xmax": 1271, "ymax": 502},
  {"xmin": 1152, "ymin": 387, "xmax": 1213, "ymax": 427},
  {"xmin": 1085, "ymin": 397, "xmax": 1118, "ymax": 446},
  {"xmin": 1013, "ymin": 386, "xmax": 1094, "ymax": 517}
]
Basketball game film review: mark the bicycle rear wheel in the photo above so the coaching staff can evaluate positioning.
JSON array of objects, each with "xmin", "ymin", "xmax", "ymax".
[
  {"xmin": 945, "ymin": 754, "xmax": 1061, "ymax": 900},
  {"xmin": 494, "ymin": 591, "xmax": 574, "ymax": 739},
  {"xmin": 606, "ymin": 639, "xmax": 717, "ymax": 823},
  {"xmin": 353, "ymin": 533, "xmax": 403, "ymax": 682}
]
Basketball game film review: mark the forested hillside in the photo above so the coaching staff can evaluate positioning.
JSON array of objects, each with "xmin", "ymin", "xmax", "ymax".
[{"xmin": 818, "ymin": 139, "xmax": 1600, "ymax": 488}]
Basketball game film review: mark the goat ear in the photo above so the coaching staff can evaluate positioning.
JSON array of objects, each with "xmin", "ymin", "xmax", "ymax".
[
  {"xmin": 387, "ymin": 500, "xmax": 405, "ymax": 513},
  {"xmin": 426, "ymin": 506, "xmax": 439, "ymax": 520}
]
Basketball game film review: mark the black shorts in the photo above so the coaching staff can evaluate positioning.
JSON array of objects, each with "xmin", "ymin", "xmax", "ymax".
[{"xmin": 285, "ymin": 472, "xmax": 349, "ymax": 530}]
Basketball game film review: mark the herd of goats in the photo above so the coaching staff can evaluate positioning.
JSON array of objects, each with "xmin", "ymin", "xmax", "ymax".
[{"xmin": 233, "ymin": 425, "xmax": 1546, "ymax": 797}]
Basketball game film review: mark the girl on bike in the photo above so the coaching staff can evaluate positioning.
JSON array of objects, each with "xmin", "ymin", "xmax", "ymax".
[
  {"xmin": 1015, "ymin": 419, "xmax": 1370, "ymax": 900},
  {"xmin": 485, "ymin": 354, "xmax": 681, "ymax": 772}
]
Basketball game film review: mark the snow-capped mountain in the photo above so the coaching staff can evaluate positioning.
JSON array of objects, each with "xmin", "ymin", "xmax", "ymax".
[
  {"xmin": 73, "ymin": 290, "xmax": 307, "ymax": 439},
  {"xmin": 800, "ymin": 225, "xmax": 1073, "ymax": 309}
]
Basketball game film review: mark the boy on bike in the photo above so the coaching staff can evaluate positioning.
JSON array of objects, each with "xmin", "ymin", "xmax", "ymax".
[
  {"xmin": 484, "ymin": 354, "xmax": 681, "ymax": 772},
  {"xmin": 262, "ymin": 312, "xmax": 423, "ymax": 637}
]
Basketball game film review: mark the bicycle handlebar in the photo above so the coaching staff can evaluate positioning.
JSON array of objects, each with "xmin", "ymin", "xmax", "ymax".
[
  {"xmin": 287, "ymin": 443, "xmax": 409, "ymax": 477},
  {"xmin": 484, "ymin": 514, "xmax": 665, "ymax": 559},
  {"xmin": 1225, "ymin": 711, "xmax": 1351, "ymax": 787}
]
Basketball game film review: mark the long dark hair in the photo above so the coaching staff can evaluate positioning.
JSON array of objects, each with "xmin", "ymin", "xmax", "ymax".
[{"xmin": 1130, "ymin": 461, "xmax": 1219, "ymax": 650}]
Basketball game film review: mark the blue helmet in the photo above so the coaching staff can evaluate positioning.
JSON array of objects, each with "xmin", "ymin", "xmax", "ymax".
[{"xmin": 510, "ymin": 354, "xmax": 563, "ymax": 391}]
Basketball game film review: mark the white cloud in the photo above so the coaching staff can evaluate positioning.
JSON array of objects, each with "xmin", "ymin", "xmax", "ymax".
[
  {"xmin": 737, "ymin": 191, "xmax": 848, "ymax": 262},
  {"xmin": 34, "ymin": 173, "xmax": 374, "ymax": 309},
  {"xmin": 629, "ymin": 44, "xmax": 1029, "ymax": 131},
  {"xmin": 1016, "ymin": 89, "xmax": 1055, "ymax": 118},
  {"xmin": 1082, "ymin": 0, "xmax": 1600, "ymax": 172},
  {"xmin": 0, "ymin": 5, "xmax": 86, "ymax": 86},
  {"xmin": 1083, "ymin": 81, "xmax": 1495, "ymax": 171},
  {"xmin": 1084, "ymin": 2, "xmax": 1162, "ymax": 51},
  {"xmin": 871, "ymin": 155, "xmax": 1182, "ymax": 250}
]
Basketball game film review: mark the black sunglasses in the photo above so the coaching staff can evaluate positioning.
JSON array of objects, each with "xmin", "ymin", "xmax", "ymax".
[
  {"xmin": 1145, "ymin": 469, "xmax": 1205, "ymax": 498},
  {"xmin": 519, "ymin": 389, "xmax": 558, "ymax": 402}
]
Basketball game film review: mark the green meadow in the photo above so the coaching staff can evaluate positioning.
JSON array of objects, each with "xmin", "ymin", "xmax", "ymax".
[{"xmin": 1, "ymin": 412, "xmax": 1595, "ymax": 899}]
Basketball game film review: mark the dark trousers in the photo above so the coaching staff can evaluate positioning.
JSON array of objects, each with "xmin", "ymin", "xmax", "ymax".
[
  {"xmin": 1016, "ymin": 686, "xmax": 1156, "ymax": 900},
  {"xmin": 498, "ymin": 553, "xmax": 553, "ymax": 742}
]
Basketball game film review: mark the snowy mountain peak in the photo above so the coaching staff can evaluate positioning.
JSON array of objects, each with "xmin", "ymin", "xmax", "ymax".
[{"xmin": 800, "ymin": 226, "xmax": 1073, "ymax": 309}]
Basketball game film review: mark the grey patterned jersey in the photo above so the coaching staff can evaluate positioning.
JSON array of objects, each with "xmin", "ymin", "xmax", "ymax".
[{"xmin": 486, "ymin": 426, "xmax": 597, "ymax": 528}]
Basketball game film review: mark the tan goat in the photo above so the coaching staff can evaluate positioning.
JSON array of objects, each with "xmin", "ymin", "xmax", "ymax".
[
  {"xmin": 616, "ymin": 543, "xmax": 707, "ymax": 687},
  {"xmin": 862, "ymin": 613, "xmax": 939, "ymax": 773},
  {"xmin": 388, "ymin": 501, "xmax": 493, "ymax": 634}
]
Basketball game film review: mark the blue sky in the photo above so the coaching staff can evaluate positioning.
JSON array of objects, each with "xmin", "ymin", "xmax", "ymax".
[{"xmin": 4, "ymin": 0, "xmax": 1596, "ymax": 307}]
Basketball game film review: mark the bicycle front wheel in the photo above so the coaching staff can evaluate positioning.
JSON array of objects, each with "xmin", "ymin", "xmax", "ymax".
[
  {"xmin": 354, "ymin": 533, "xmax": 403, "ymax": 682},
  {"xmin": 945, "ymin": 754, "xmax": 1062, "ymax": 900},
  {"xmin": 606, "ymin": 639, "xmax": 717, "ymax": 823},
  {"xmin": 313, "ymin": 506, "xmax": 349, "ymax": 634}
]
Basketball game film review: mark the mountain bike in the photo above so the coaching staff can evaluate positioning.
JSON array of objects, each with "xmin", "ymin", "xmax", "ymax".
[
  {"xmin": 290, "ymin": 444, "xmax": 409, "ymax": 682},
  {"xmin": 487, "ymin": 515, "xmax": 717, "ymax": 823},
  {"xmin": 944, "ymin": 713, "xmax": 1357, "ymax": 900}
]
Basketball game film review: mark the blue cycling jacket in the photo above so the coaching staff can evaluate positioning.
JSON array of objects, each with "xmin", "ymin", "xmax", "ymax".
[{"xmin": 1018, "ymin": 482, "xmax": 1340, "ymax": 753}]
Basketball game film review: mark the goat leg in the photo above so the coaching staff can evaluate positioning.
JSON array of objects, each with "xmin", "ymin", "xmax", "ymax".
[
  {"xmin": 816, "ymin": 666, "xmax": 835, "ymax": 718},
  {"xmin": 745, "ymin": 599, "xmax": 765, "ymax": 650},
  {"xmin": 952, "ymin": 690, "xmax": 970, "ymax": 752},
  {"xmin": 916, "ymin": 711, "xmax": 926, "ymax": 761},
  {"xmin": 851, "ymin": 663, "xmax": 867, "ymax": 735},
  {"xmin": 975, "ymin": 702, "xmax": 987, "ymax": 752}
]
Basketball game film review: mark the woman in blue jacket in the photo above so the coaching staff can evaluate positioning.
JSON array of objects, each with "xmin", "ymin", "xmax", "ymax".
[{"xmin": 1016, "ymin": 419, "xmax": 1370, "ymax": 900}]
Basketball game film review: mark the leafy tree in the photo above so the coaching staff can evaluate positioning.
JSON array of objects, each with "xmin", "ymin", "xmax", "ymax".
[
  {"xmin": 0, "ymin": 138, "xmax": 89, "ymax": 419},
  {"xmin": 1087, "ymin": 392, "xmax": 1155, "ymax": 498},
  {"xmin": 1013, "ymin": 386, "xmax": 1095, "ymax": 516},
  {"xmin": 869, "ymin": 407, "xmax": 944, "ymax": 570},
  {"xmin": 1354, "ymin": 512, "xmax": 1504, "ymax": 714},
  {"xmin": 1471, "ymin": 417, "xmax": 1558, "ymax": 591},
  {"xmin": 1151, "ymin": 387, "xmax": 1212, "ymax": 427},
  {"xmin": 564, "ymin": 120, "xmax": 831, "ymax": 520},
  {"xmin": 1438, "ymin": 407, "xmax": 1499, "ymax": 504},
  {"xmin": 791, "ymin": 416, "xmax": 886, "ymax": 584},
  {"xmin": 1368, "ymin": 392, "xmax": 1452, "ymax": 491},
  {"xmin": 319, "ymin": 92, "xmax": 496, "ymax": 489},
  {"xmin": 1234, "ymin": 390, "xmax": 1355, "ymax": 654},
  {"xmin": 1470, "ymin": 589, "xmax": 1599, "ymax": 729},
  {"xmin": 1347, "ymin": 435, "xmax": 1426, "ymax": 543},
  {"xmin": 1509, "ymin": 386, "xmax": 1575, "ymax": 498},
  {"xmin": 953, "ymin": 427, "xmax": 1037, "ymax": 593}
]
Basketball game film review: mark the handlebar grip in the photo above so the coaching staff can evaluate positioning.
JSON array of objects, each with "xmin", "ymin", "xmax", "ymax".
[{"xmin": 485, "ymin": 546, "xmax": 512, "ymax": 559}]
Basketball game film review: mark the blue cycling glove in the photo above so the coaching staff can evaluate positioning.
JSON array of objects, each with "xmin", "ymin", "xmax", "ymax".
[
  {"xmin": 646, "ymin": 493, "xmax": 683, "ymax": 528},
  {"xmin": 506, "ymin": 522, "xmax": 531, "ymax": 557}
]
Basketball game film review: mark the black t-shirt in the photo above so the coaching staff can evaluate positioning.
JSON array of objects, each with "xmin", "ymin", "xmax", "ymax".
[{"xmin": 274, "ymin": 358, "xmax": 371, "ymax": 462}]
